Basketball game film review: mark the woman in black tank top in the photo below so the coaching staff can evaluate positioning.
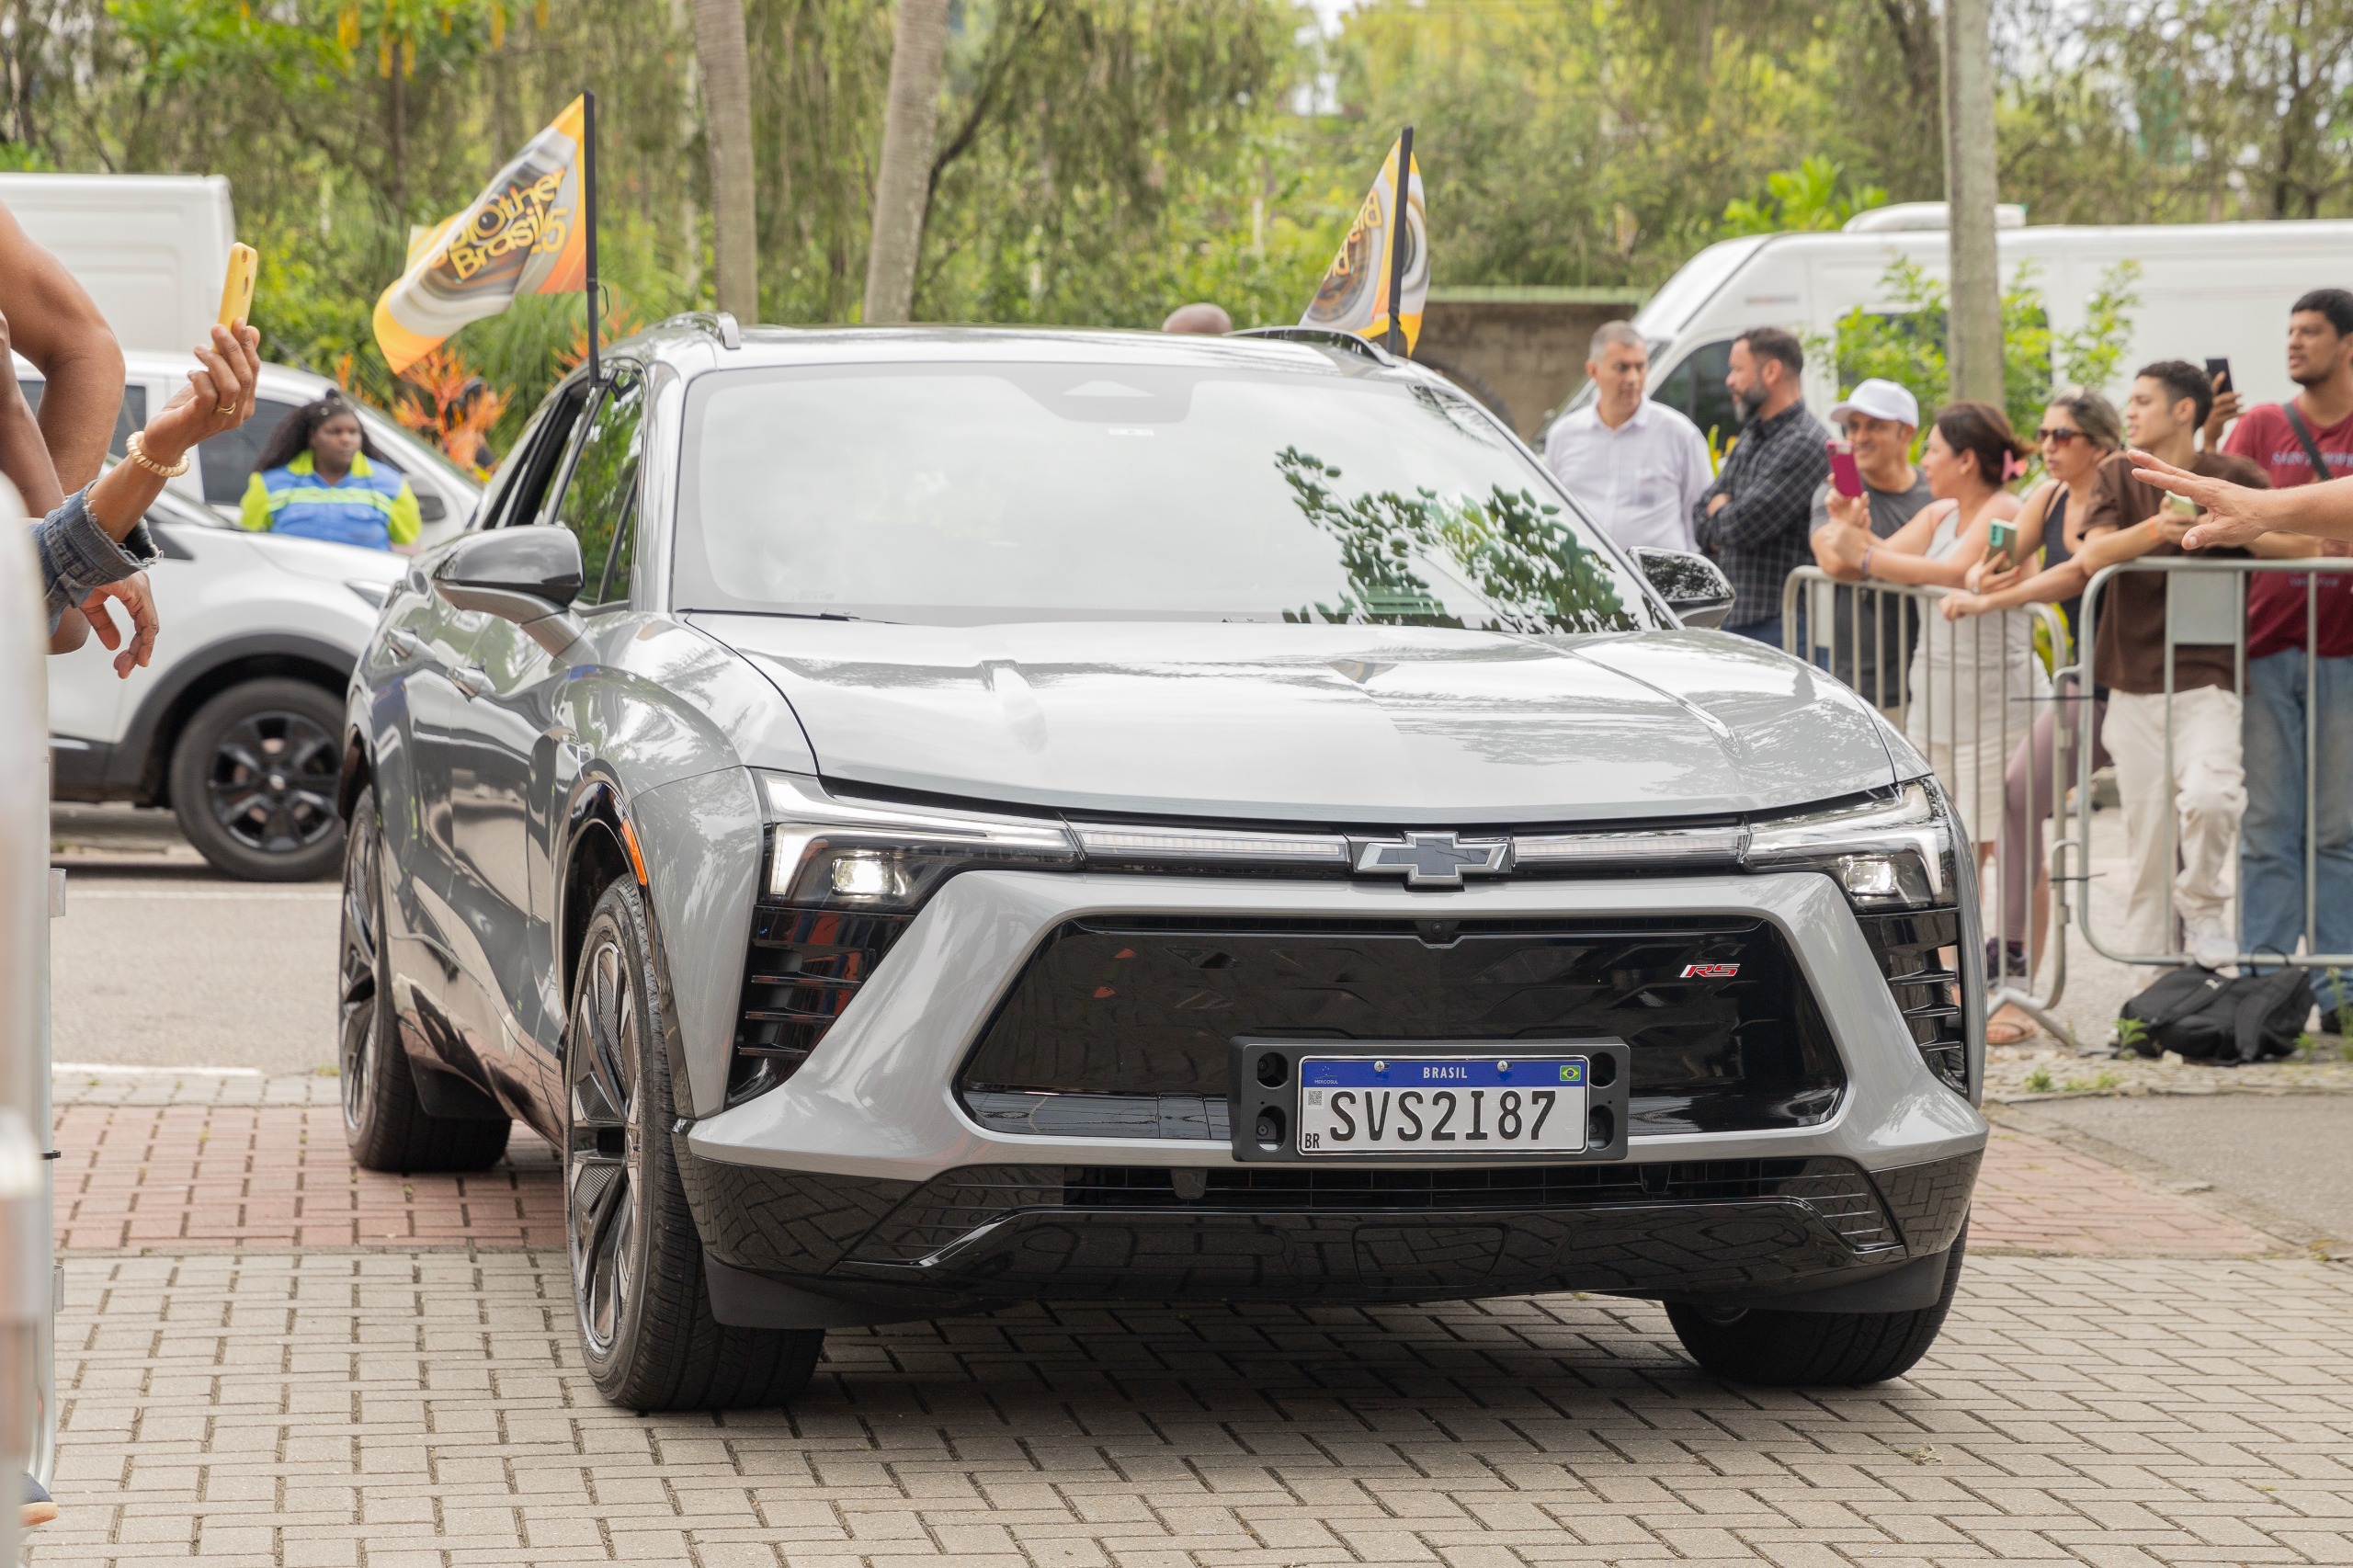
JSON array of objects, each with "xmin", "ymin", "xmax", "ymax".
[{"xmin": 1945, "ymin": 391, "xmax": 2122, "ymax": 1043}]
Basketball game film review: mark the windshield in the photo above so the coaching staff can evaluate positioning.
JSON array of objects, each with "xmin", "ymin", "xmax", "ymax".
[{"xmin": 673, "ymin": 359, "xmax": 1657, "ymax": 631}]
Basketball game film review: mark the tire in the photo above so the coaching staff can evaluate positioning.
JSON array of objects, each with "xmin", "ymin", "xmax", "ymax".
[
  {"xmin": 566, "ymin": 877, "xmax": 824, "ymax": 1411},
  {"xmin": 340, "ymin": 788, "xmax": 512, "ymax": 1174},
  {"xmin": 1665, "ymin": 1222, "xmax": 1968, "ymax": 1387},
  {"xmin": 169, "ymin": 677, "xmax": 347, "ymax": 881}
]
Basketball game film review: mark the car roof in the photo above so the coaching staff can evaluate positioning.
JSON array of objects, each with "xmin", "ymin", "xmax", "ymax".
[{"xmin": 604, "ymin": 319, "xmax": 1436, "ymax": 384}]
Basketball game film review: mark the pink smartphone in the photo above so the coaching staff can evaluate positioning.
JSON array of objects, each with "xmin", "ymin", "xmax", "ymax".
[{"xmin": 1827, "ymin": 438, "xmax": 1863, "ymax": 498}]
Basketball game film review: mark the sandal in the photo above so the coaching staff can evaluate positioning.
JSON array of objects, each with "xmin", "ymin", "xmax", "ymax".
[{"xmin": 1985, "ymin": 1011, "xmax": 2040, "ymax": 1047}]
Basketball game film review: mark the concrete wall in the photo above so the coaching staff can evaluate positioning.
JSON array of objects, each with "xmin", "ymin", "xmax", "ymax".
[{"xmin": 1413, "ymin": 288, "xmax": 1649, "ymax": 444}]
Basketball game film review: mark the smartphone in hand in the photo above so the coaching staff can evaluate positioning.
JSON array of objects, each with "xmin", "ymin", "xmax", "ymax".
[
  {"xmin": 218, "ymin": 243, "xmax": 257, "ymax": 327},
  {"xmin": 1827, "ymin": 437, "xmax": 1864, "ymax": 499},
  {"xmin": 2205, "ymin": 356, "xmax": 2234, "ymax": 397},
  {"xmin": 1985, "ymin": 518, "xmax": 2017, "ymax": 571}
]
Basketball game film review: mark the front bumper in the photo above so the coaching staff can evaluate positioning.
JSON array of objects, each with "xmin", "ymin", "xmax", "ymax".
[{"xmin": 681, "ymin": 869, "xmax": 1984, "ymax": 1314}]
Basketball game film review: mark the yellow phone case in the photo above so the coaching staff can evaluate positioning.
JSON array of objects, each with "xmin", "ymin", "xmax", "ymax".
[{"xmin": 218, "ymin": 243, "xmax": 257, "ymax": 327}]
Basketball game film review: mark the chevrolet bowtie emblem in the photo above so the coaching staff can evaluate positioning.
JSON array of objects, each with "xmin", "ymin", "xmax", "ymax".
[{"xmin": 1354, "ymin": 832, "xmax": 1512, "ymax": 888}]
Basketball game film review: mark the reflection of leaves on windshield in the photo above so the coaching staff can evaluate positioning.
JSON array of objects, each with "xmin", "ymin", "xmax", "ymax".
[{"xmin": 1275, "ymin": 447, "xmax": 1635, "ymax": 633}]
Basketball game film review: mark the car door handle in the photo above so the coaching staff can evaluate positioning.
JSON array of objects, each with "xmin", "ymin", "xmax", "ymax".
[{"xmin": 451, "ymin": 665, "xmax": 494, "ymax": 699}]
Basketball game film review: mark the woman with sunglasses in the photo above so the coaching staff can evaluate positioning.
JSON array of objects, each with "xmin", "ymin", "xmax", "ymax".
[{"xmin": 1943, "ymin": 388, "xmax": 2123, "ymax": 1042}]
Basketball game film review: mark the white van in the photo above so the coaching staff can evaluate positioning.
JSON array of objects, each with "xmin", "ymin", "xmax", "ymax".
[
  {"xmin": 1611, "ymin": 207, "xmax": 2353, "ymax": 443},
  {"xmin": 0, "ymin": 172, "xmax": 233, "ymax": 355}
]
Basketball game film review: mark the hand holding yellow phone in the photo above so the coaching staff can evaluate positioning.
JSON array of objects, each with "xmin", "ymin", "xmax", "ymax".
[{"xmin": 218, "ymin": 243, "xmax": 257, "ymax": 327}]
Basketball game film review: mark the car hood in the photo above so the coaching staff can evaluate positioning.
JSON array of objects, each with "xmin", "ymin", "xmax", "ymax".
[{"xmin": 695, "ymin": 616, "xmax": 1903, "ymax": 825}]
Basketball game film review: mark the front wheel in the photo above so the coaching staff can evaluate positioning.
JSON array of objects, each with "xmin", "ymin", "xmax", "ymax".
[
  {"xmin": 1665, "ymin": 1224, "xmax": 1967, "ymax": 1387},
  {"xmin": 566, "ymin": 877, "xmax": 824, "ymax": 1410}
]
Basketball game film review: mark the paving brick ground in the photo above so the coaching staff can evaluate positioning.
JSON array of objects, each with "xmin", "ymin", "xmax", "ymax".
[
  {"xmin": 31, "ymin": 1074, "xmax": 2351, "ymax": 1567},
  {"xmin": 30, "ymin": 1250, "xmax": 2353, "ymax": 1567}
]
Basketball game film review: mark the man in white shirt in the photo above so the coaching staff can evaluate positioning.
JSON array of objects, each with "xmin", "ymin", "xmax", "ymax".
[{"xmin": 1542, "ymin": 321, "xmax": 1712, "ymax": 552}]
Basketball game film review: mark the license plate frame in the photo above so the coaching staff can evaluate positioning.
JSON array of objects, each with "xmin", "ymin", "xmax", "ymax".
[{"xmin": 1228, "ymin": 1039, "xmax": 1631, "ymax": 1164}]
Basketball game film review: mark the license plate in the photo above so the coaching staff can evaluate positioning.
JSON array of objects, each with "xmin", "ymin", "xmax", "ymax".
[{"xmin": 1294, "ymin": 1055, "xmax": 1589, "ymax": 1156}]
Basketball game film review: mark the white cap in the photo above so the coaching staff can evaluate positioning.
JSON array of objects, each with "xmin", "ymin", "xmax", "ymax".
[{"xmin": 1828, "ymin": 378, "xmax": 1921, "ymax": 428}]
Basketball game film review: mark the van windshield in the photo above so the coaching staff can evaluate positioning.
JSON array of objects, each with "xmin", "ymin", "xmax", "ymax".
[{"xmin": 673, "ymin": 360, "xmax": 1658, "ymax": 633}]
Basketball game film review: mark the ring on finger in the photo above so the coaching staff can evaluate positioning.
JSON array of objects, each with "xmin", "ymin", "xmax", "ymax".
[{"xmin": 214, "ymin": 402, "xmax": 237, "ymax": 414}]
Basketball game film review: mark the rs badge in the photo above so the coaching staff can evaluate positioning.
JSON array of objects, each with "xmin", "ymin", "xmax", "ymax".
[{"xmin": 1680, "ymin": 963, "xmax": 1740, "ymax": 979}]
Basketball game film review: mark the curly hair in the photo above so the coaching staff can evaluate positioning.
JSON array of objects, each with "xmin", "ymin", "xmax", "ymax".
[{"xmin": 251, "ymin": 395, "xmax": 384, "ymax": 474}]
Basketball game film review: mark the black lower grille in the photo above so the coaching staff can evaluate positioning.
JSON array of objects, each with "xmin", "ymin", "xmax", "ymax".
[
  {"xmin": 957, "ymin": 915, "xmax": 1844, "ymax": 1138},
  {"xmin": 848, "ymin": 1156, "xmax": 1901, "ymax": 1265},
  {"xmin": 729, "ymin": 904, "xmax": 911, "ymax": 1104},
  {"xmin": 1856, "ymin": 909, "xmax": 1968, "ymax": 1093}
]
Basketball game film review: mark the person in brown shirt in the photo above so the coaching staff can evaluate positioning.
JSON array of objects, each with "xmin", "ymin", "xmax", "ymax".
[{"xmin": 1947, "ymin": 362, "xmax": 2281, "ymax": 963}]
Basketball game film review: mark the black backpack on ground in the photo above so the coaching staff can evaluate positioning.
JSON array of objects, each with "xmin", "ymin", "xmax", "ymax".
[{"xmin": 2119, "ymin": 964, "xmax": 2316, "ymax": 1063}]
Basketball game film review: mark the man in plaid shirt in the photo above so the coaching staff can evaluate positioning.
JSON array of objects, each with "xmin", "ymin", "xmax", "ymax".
[{"xmin": 1693, "ymin": 327, "xmax": 1831, "ymax": 644}]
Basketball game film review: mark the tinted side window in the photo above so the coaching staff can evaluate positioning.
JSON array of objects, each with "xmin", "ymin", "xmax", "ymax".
[
  {"xmin": 196, "ymin": 398, "xmax": 304, "ymax": 506},
  {"xmin": 549, "ymin": 371, "xmax": 644, "ymax": 610},
  {"xmin": 482, "ymin": 381, "xmax": 594, "ymax": 533},
  {"xmin": 1649, "ymin": 339, "xmax": 1738, "ymax": 447}
]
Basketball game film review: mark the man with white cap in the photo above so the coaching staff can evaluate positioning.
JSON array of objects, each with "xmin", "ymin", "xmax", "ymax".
[
  {"xmin": 1809, "ymin": 377, "xmax": 1932, "ymax": 697},
  {"xmin": 1542, "ymin": 321, "xmax": 1711, "ymax": 552}
]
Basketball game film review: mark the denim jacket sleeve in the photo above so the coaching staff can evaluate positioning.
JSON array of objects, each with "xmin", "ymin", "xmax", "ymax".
[{"xmin": 31, "ymin": 487, "xmax": 158, "ymax": 631}]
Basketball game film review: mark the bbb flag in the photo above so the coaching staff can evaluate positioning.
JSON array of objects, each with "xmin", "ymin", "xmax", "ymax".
[
  {"xmin": 1301, "ymin": 134, "xmax": 1427, "ymax": 354},
  {"xmin": 372, "ymin": 95, "xmax": 590, "ymax": 375}
]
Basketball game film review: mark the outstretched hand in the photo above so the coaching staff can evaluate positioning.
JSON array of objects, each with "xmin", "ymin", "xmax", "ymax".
[
  {"xmin": 142, "ymin": 323, "xmax": 262, "ymax": 462},
  {"xmin": 2126, "ymin": 448, "xmax": 2281, "ymax": 550}
]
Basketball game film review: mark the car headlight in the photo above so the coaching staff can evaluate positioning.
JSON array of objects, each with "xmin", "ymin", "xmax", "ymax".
[
  {"xmin": 1740, "ymin": 782, "xmax": 1953, "ymax": 910},
  {"xmin": 760, "ymin": 772, "xmax": 1079, "ymax": 911}
]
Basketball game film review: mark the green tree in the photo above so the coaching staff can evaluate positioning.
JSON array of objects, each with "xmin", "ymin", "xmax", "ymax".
[
  {"xmin": 1818, "ymin": 256, "xmax": 2141, "ymax": 443},
  {"xmin": 1720, "ymin": 156, "xmax": 1888, "ymax": 237}
]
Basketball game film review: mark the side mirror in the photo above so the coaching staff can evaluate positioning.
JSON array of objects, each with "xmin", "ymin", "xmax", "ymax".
[
  {"xmin": 432, "ymin": 526, "xmax": 587, "ymax": 658},
  {"xmin": 1633, "ymin": 547, "xmax": 1736, "ymax": 631}
]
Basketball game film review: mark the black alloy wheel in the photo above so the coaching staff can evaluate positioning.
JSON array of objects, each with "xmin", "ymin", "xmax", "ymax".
[
  {"xmin": 339, "ymin": 787, "xmax": 512, "ymax": 1174},
  {"xmin": 568, "ymin": 926, "xmax": 650, "ymax": 1362},
  {"xmin": 169, "ymin": 678, "xmax": 347, "ymax": 881},
  {"xmin": 564, "ymin": 877, "xmax": 824, "ymax": 1410}
]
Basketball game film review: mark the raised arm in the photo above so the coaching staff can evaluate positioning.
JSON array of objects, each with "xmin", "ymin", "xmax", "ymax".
[
  {"xmin": 2131, "ymin": 448, "xmax": 2350, "ymax": 550},
  {"xmin": 0, "ymin": 198, "xmax": 125, "ymax": 491}
]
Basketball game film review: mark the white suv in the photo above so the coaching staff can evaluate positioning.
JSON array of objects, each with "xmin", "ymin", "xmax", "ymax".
[{"xmin": 42, "ymin": 358, "xmax": 481, "ymax": 881}]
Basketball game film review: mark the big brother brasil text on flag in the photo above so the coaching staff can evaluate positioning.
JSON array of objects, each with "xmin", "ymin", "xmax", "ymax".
[
  {"xmin": 372, "ymin": 96, "xmax": 589, "ymax": 376},
  {"xmin": 1300, "ymin": 134, "xmax": 1427, "ymax": 354}
]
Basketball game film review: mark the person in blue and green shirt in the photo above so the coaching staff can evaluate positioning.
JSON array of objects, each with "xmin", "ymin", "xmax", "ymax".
[{"xmin": 237, "ymin": 396, "xmax": 420, "ymax": 551}]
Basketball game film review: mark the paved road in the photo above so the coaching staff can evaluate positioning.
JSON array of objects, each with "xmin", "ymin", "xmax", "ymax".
[
  {"xmin": 36, "ymin": 1246, "xmax": 2353, "ymax": 1568},
  {"xmin": 2018, "ymin": 1092, "xmax": 2353, "ymax": 1246},
  {"xmin": 51, "ymin": 804, "xmax": 339, "ymax": 1077}
]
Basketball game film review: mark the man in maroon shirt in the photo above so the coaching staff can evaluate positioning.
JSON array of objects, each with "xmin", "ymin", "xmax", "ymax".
[{"xmin": 2219, "ymin": 288, "xmax": 2353, "ymax": 1008}]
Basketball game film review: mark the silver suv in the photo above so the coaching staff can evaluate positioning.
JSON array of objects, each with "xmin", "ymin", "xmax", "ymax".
[{"xmin": 336, "ymin": 319, "xmax": 1986, "ymax": 1409}]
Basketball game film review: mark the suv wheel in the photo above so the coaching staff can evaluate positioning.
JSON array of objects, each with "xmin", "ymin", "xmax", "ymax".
[
  {"xmin": 1665, "ymin": 1223, "xmax": 1967, "ymax": 1386},
  {"xmin": 169, "ymin": 678, "xmax": 346, "ymax": 881},
  {"xmin": 566, "ymin": 877, "xmax": 824, "ymax": 1411},
  {"xmin": 340, "ymin": 787, "xmax": 512, "ymax": 1173}
]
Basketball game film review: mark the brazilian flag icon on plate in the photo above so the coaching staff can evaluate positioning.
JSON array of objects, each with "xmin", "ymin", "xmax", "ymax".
[{"xmin": 1559, "ymin": 1062, "xmax": 1585, "ymax": 1084}]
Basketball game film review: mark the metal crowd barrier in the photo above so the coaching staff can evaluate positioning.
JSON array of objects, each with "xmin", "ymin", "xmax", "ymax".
[
  {"xmin": 1781, "ymin": 567, "xmax": 2077, "ymax": 1045},
  {"xmin": 2073, "ymin": 554, "xmax": 2353, "ymax": 971},
  {"xmin": 1, "ymin": 487, "xmax": 51, "ymax": 1565}
]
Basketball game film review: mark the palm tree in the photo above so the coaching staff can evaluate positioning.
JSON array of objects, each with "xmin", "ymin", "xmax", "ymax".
[
  {"xmin": 691, "ymin": 0, "xmax": 759, "ymax": 320},
  {"xmin": 862, "ymin": 0, "xmax": 953, "ymax": 324}
]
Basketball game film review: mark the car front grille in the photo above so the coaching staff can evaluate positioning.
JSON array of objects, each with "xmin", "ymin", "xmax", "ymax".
[
  {"xmin": 1855, "ymin": 908, "xmax": 1968, "ymax": 1093},
  {"xmin": 956, "ymin": 914, "xmax": 1845, "ymax": 1138},
  {"xmin": 728, "ymin": 903, "xmax": 911, "ymax": 1105}
]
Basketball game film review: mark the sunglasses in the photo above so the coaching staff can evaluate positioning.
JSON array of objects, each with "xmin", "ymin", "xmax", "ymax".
[{"xmin": 2035, "ymin": 426, "xmax": 2085, "ymax": 445}]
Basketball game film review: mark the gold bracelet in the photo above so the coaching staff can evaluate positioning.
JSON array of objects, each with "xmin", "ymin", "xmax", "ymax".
[{"xmin": 123, "ymin": 431, "xmax": 190, "ymax": 479}]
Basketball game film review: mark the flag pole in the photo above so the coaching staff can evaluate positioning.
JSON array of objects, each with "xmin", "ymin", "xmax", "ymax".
[
  {"xmin": 1383, "ymin": 123, "xmax": 1413, "ymax": 358},
  {"xmin": 584, "ymin": 87, "xmax": 600, "ymax": 384}
]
